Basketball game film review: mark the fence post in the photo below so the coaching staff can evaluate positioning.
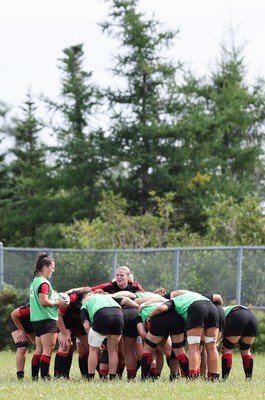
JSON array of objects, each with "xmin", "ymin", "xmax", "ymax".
[
  {"xmin": 112, "ymin": 251, "xmax": 117, "ymax": 280},
  {"xmin": 173, "ymin": 249, "xmax": 180, "ymax": 290},
  {"xmin": 0, "ymin": 242, "xmax": 3, "ymax": 292},
  {"xmin": 236, "ymin": 247, "xmax": 243, "ymax": 304},
  {"xmin": 48, "ymin": 250, "xmax": 53, "ymax": 285}
]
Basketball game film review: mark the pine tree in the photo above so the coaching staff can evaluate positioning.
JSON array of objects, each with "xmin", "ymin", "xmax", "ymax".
[
  {"xmin": 45, "ymin": 44, "xmax": 106, "ymax": 220},
  {"xmin": 101, "ymin": 0, "xmax": 182, "ymax": 214},
  {"xmin": 170, "ymin": 38, "xmax": 265, "ymax": 232},
  {"xmin": 0, "ymin": 92, "xmax": 50, "ymax": 246}
]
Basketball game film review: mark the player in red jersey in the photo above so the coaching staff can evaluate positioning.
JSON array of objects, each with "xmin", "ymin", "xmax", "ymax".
[
  {"xmin": 54, "ymin": 287, "xmax": 92, "ymax": 379},
  {"xmin": 10, "ymin": 303, "xmax": 43, "ymax": 380},
  {"xmin": 91, "ymin": 266, "xmax": 145, "ymax": 294},
  {"xmin": 91, "ymin": 266, "xmax": 145, "ymax": 379}
]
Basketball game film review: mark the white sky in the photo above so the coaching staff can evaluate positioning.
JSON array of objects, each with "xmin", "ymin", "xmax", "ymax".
[{"xmin": 1, "ymin": 0, "xmax": 265, "ymax": 111}]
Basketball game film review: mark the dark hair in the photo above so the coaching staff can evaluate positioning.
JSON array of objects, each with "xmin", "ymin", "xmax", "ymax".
[{"xmin": 33, "ymin": 252, "xmax": 54, "ymax": 277}]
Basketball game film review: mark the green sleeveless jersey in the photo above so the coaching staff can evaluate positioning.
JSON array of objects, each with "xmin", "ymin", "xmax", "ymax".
[
  {"xmin": 29, "ymin": 276, "xmax": 58, "ymax": 322},
  {"xmin": 138, "ymin": 301, "xmax": 164, "ymax": 324},
  {"xmin": 223, "ymin": 305, "xmax": 248, "ymax": 317},
  {"xmin": 172, "ymin": 292, "xmax": 210, "ymax": 321},
  {"xmin": 80, "ymin": 294, "xmax": 121, "ymax": 324}
]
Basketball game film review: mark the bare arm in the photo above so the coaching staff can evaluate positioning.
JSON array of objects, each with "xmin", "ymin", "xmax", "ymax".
[
  {"xmin": 11, "ymin": 308, "xmax": 26, "ymax": 333},
  {"xmin": 39, "ymin": 293, "xmax": 68, "ymax": 308},
  {"xmin": 148, "ymin": 303, "xmax": 170, "ymax": 319},
  {"xmin": 136, "ymin": 322, "xmax": 146, "ymax": 339},
  {"xmin": 82, "ymin": 319, "xmax": 91, "ymax": 335},
  {"xmin": 65, "ymin": 286, "xmax": 91, "ymax": 294},
  {"xmin": 139, "ymin": 297, "xmax": 167, "ymax": 307},
  {"xmin": 57, "ymin": 310, "xmax": 71, "ymax": 348},
  {"xmin": 112, "ymin": 291, "xmax": 136, "ymax": 299},
  {"xmin": 57, "ymin": 310, "xmax": 69, "ymax": 336},
  {"xmin": 120, "ymin": 297, "xmax": 141, "ymax": 309}
]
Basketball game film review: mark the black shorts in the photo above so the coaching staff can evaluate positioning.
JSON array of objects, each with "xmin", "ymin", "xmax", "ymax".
[
  {"xmin": 32, "ymin": 319, "xmax": 58, "ymax": 337},
  {"xmin": 223, "ymin": 308, "xmax": 258, "ymax": 337},
  {"xmin": 186, "ymin": 301, "xmax": 219, "ymax": 331},
  {"xmin": 10, "ymin": 319, "xmax": 34, "ymax": 335},
  {"xmin": 62, "ymin": 317, "xmax": 87, "ymax": 337},
  {"xmin": 122, "ymin": 307, "xmax": 139, "ymax": 338},
  {"xmin": 9, "ymin": 319, "xmax": 34, "ymax": 335},
  {"xmin": 93, "ymin": 307, "xmax": 124, "ymax": 336},
  {"xmin": 150, "ymin": 309, "xmax": 185, "ymax": 337},
  {"xmin": 215, "ymin": 304, "xmax": 226, "ymax": 332}
]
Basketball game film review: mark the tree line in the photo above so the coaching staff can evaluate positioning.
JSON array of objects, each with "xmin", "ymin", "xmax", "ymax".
[{"xmin": 0, "ymin": 0, "xmax": 265, "ymax": 249}]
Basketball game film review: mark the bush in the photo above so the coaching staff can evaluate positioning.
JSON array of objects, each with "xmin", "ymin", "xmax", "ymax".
[
  {"xmin": 251, "ymin": 310, "xmax": 265, "ymax": 353},
  {"xmin": 0, "ymin": 285, "xmax": 24, "ymax": 350}
]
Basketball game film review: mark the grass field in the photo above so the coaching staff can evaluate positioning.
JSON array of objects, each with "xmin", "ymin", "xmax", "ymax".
[{"xmin": 0, "ymin": 351, "xmax": 264, "ymax": 400}]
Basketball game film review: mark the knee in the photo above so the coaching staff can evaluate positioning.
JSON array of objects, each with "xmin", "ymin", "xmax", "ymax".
[
  {"xmin": 44, "ymin": 344, "xmax": 55, "ymax": 356},
  {"xmin": 16, "ymin": 346, "xmax": 28, "ymax": 356}
]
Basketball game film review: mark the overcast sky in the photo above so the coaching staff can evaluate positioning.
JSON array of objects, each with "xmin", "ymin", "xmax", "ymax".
[{"xmin": 1, "ymin": 0, "xmax": 265, "ymax": 111}]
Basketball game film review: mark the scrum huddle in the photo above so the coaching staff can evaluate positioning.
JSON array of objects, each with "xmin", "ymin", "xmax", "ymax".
[{"xmin": 10, "ymin": 253, "xmax": 258, "ymax": 382}]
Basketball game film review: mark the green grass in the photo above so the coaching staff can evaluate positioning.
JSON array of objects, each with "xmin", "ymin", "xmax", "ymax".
[{"xmin": 0, "ymin": 351, "xmax": 264, "ymax": 399}]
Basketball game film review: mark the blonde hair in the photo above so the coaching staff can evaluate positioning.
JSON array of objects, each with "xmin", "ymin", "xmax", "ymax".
[
  {"xmin": 82, "ymin": 292, "xmax": 94, "ymax": 304},
  {"xmin": 82, "ymin": 289, "xmax": 108, "ymax": 304},
  {"xmin": 154, "ymin": 287, "xmax": 166, "ymax": 295},
  {"xmin": 117, "ymin": 266, "xmax": 134, "ymax": 283}
]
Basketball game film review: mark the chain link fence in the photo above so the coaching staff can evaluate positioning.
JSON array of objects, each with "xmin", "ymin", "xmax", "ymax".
[{"xmin": 1, "ymin": 243, "xmax": 265, "ymax": 308}]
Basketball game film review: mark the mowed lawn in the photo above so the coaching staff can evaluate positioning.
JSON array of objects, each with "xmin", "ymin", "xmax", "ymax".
[{"xmin": 0, "ymin": 350, "xmax": 264, "ymax": 400}]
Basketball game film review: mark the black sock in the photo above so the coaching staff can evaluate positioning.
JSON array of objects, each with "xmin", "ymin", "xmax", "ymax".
[
  {"xmin": 87, "ymin": 373, "xmax": 95, "ymax": 380},
  {"xmin": 81, "ymin": 352, "xmax": 89, "ymax": 376},
  {"xmin": 208, "ymin": 372, "xmax": 220, "ymax": 381},
  {"xmin": 169, "ymin": 373, "xmax": 178, "ymax": 381},
  {"xmin": 117, "ymin": 363, "xmax": 125, "ymax": 379},
  {"xmin": 54, "ymin": 352, "xmax": 67, "ymax": 378},
  {"xmin": 64, "ymin": 350, "xmax": 73, "ymax": 378},
  {"xmin": 177, "ymin": 354, "xmax": 189, "ymax": 377},
  {"xmin": 222, "ymin": 354, "xmax": 232, "ymax": 379},
  {"xmin": 40, "ymin": 355, "xmax": 51, "ymax": 379},
  {"xmin": 31, "ymin": 353, "xmax": 41, "ymax": 380},
  {"xmin": 17, "ymin": 371, "xmax": 24, "ymax": 380},
  {"xmin": 141, "ymin": 353, "xmax": 152, "ymax": 379}
]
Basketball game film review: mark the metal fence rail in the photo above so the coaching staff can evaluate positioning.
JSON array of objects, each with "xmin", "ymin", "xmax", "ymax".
[{"xmin": 1, "ymin": 242, "xmax": 265, "ymax": 307}]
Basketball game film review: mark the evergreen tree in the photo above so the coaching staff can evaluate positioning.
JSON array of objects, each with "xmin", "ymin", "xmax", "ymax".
[
  {"xmin": 101, "ymin": 0, "xmax": 182, "ymax": 214},
  {"xmin": 0, "ymin": 92, "xmax": 51, "ymax": 246},
  {"xmin": 0, "ymin": 100, "xmax": 9, "ymax": 172},
  {"xmin": 45, "ymin": 44, "xmax": 106, "ymax": 221},
  {"xmin": 170, "ymin": 38, "xmax": 265, "ymax": 233}
]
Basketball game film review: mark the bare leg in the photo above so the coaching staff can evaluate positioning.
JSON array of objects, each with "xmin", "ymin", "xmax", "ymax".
[
  {"xmin": 123, "ymin": 336, "xmax": 137, "ymax": 378},
  {"xmin": 186, "ymin": 327, "xmax": 203, "ymax": 375},
  {"xmin": 107, "ymin": 334, "xmax": 122, "ymax": 375}
]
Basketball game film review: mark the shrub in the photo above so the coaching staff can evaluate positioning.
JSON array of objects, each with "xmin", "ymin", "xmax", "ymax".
[{"xmin": 0, "ymin": 285, "xmax": 24, "ymax": 350}]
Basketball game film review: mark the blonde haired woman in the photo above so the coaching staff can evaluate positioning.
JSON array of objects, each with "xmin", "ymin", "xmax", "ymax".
[
  {"xmin": 91, "ymin": 266, "xmax": 145, "ymax": 378},
  {"xmin": 91, "ymin": 266, "xmax": 144, "ymax": 294}
]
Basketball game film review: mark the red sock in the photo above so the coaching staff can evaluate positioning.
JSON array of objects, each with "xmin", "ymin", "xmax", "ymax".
[
  {"xmin": 242, "ymin": 355, "xmax": 253, "ymax": 378},
  {"xmin": 127, "ymin": 369, "xmax": 136, "ymax": 379}
]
